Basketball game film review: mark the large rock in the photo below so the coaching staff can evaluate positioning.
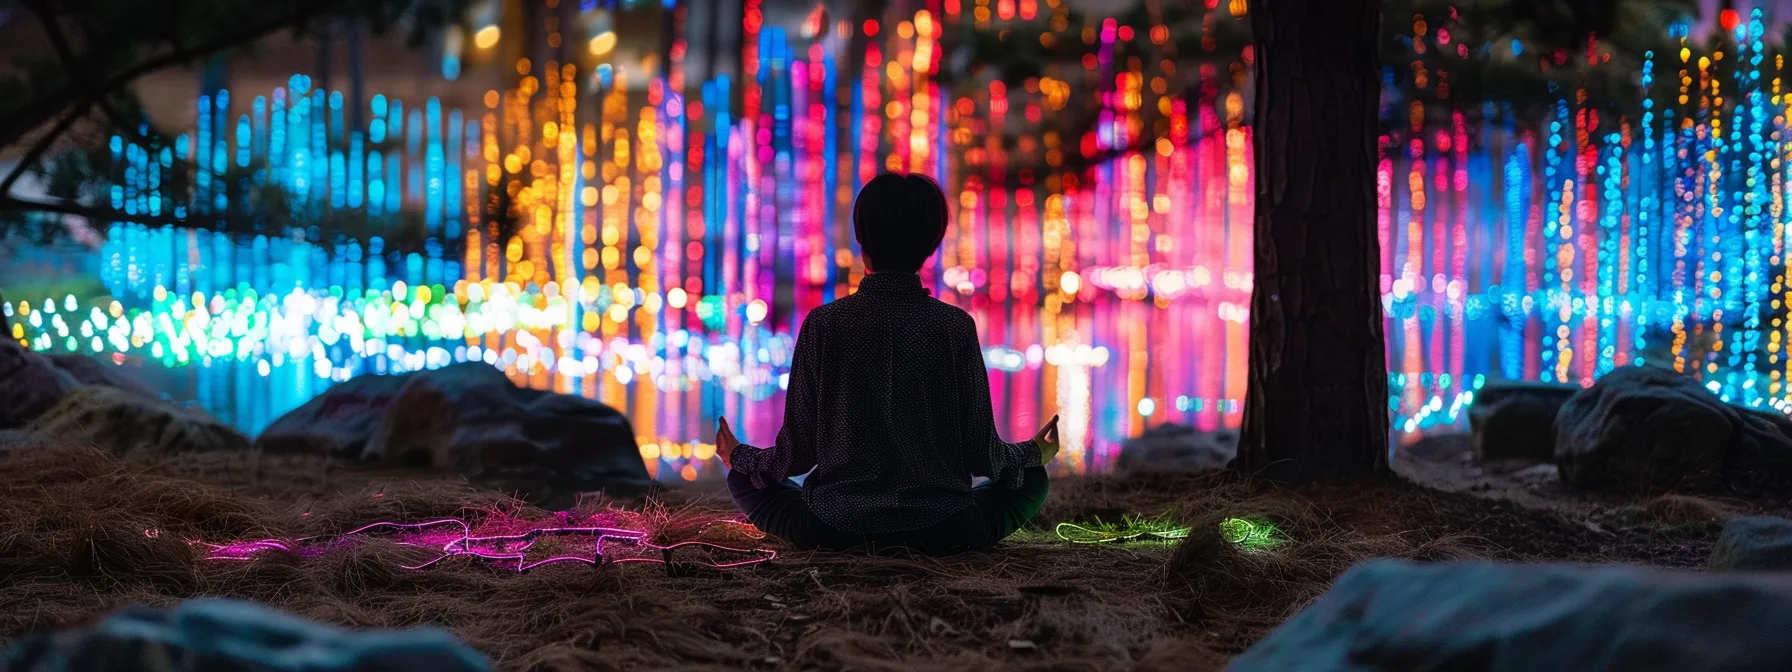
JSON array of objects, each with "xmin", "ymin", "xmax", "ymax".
[
  {"xmin": 46, "ymin": 354, "xmax": 161, "ymax": 399},
  {"xmin": 362, "ymin": 361, "xmax": 520, "ymax": 464},
  {"xmin": 1555, "ymin": 365, "xmax": 1792, "ymax": 492},
  {"xmin": 365, "ymin": 363, "xmax": 650, "ymax": 505},
  {"xmin": 0, "ymin": 598, "xmax": 488, "ymax": 672},
  {"xmin": 1710, "ymin": 515, "xmax": 1792, "ymax": 571},
  {"xmin": 0, "ymin": 339, "xmax": 78, "ymax": 429},
  {"xmin": 254, "ymin": 370, "xmax": 412, "ymax": 458},
  {"xmin": 30, "ymin": 385, "xmax": 250, "ymax": 455},
  {"xmin": 256, "ymin": 362, "xmax": 650, "ymax": 506},
  {"xmin": 1468, "ymin": 382, "xmax": 1577, "ymax": 462},
  {"xmin": 1115, "ymin": 424, "xmax": 1237, "ymax": 473},
  {"xmin": 1231, "ymin": 559, "xmax": 1792, "ymax": 671}
]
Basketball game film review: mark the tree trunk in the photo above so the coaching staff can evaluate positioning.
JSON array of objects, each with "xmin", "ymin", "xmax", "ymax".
[{"xmin": 1234, "ymin": 0, "xmax": 1389, "ymax": 483}]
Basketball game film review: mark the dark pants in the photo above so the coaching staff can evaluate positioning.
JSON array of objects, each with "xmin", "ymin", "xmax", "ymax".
[{"xmin": 727, "ymin": 467, "xmax": 1049, "ymax": 555}]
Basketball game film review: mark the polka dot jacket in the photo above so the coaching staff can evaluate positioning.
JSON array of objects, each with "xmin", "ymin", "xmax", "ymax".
[{"xmin": 729, "ymin": 272, "xmax": 1042, "ymax": 534}]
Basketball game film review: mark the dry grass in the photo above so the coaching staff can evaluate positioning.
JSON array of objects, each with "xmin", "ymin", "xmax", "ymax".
[
  {"xmin": 1160, "ymin": 499, "xmax": 1477, "ymax": 632},
  {"xmin": 0, "ymin": 434, "xmax": 1726, "ymax": 670},
  {"xmin": 1636, "ymin": 494, "xmax": 1744, "ymax": 526}
]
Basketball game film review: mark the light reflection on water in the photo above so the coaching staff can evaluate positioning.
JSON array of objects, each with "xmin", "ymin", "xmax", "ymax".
[
  {"xmin": 51, "ymin": 279, "xmax": 1260, "ymax": 481},
  {"xmin": 6, "ymin": 238, "xmax": 1487, "ymax": 485}
]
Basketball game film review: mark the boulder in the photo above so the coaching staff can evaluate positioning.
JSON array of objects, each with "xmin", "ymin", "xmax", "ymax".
[
  {"xmin": 46, "ymin": 354, "xmax": 161, "ymax": 399},
  {"xmin": 0, "ymin": 339, "xmax": 78, "ymax": 429},
  {"xmin": 474, "ymin": 388, "xmax": 649, "ymax": 501},
  {"xmin": 1710, "ymin": 516, "xmax": 1792, "ymax": 571},
  {"xmin": 254, "ymin": 370, "xmax": 412, "ymax": 458},
  {"xmin": 1555, "ymin": 365, "xmax": 1792, "ymax": 492},
  {"xmin": 1732, "ymin": 407, "xmax": 1792, "ymax": 490},
  {"xmin": 1744, "ymin": 405, "xmax": 1792, "ymax": 438},
  {"xmin": 362, "ymin": 361, "xmax": 520, "ymax": 464},
  {"xmin": 1231, "ymin": 559, "xmax": 1792, "ymax": 671},
  {"xmin": 1115, "ymin": 424, "xmax": 1236, "ymax": 473},
  {"xmin": 1469, "ymin": 382, "xmax": 1577, "ymax": 462},
  {"xmin": 0, "ymin": 598, "xmax": 489, "ymax": 672},
  {"xmin": 257, "ymin": 362, "xmax": 649, "ymax": 506},
  {"xmin": 30, "ymin": 385, "xmax": 250, "ymax": 455},
  {"xmin": 364, "ymin": 363, "xmax": 650, "ymax": 505}
]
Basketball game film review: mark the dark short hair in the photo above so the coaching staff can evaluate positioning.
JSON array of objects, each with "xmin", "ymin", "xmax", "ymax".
[{"xmin": 853, "ymin": 173, "xmax": 949, "ymax": 273}]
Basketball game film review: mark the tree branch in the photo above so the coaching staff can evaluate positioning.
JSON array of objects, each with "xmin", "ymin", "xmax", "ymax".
[
  {"xmin": 23, "ymin": 0, "xmax": 162, "ymax": 150},
  {"xmin": 0, "ymin": 194, "xmax": 192, "ymax": 228},
  {"xmin": 0, "ymin": 102, "xmax": 95, "ymax": 198},
  {"xmin": 0, "ymin": 1, "xmax": 346, "ymax": 153}
]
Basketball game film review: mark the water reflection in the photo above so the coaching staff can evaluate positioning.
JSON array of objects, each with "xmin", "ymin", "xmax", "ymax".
[
  {"xmin": 9, "ymin": 235, "xmax": 1499, "ymax": 485},
  {"xmin": 10, "ymin": 266, "xmax": 1259, "ymax": 481}
]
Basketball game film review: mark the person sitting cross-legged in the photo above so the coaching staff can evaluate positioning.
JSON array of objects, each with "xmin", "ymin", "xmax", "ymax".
[{"xmin": 716, "ymin": 172, "xmax": 1059, "ymax": 555}]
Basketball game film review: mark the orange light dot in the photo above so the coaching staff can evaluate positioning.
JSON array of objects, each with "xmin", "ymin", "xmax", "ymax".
[{"xmin": 473, "ymin": 25, "xmax": 501, "ymax": 49}]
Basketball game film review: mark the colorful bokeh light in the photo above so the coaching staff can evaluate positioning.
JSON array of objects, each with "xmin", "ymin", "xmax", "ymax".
[{"xmin": 11, "ymin": 5, "xmax": 1792, "ymax": 482}]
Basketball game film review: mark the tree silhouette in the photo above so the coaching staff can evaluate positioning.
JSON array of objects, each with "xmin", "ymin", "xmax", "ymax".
[{"xmin": 0, "ymin": 0, "xmax": 466, "ymax": 242}]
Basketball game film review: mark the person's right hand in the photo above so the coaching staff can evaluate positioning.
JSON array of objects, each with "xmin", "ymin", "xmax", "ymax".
[
  {"xmin": 716, "ymin": 417, "xmax": 740, "ymax": 469},
  {"xmin": 1032, "ymin": 414, "xmax": 1061, "ymax": 465}
]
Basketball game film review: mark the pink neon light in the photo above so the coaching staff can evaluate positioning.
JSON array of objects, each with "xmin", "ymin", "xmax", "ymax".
[{"xmin": 194, "ymin": 515, "xmax": 777, "ymax": 571}]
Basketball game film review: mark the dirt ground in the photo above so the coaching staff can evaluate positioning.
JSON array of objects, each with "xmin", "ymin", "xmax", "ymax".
[{"xmin": 0, "ymin": 435, "xmax": 1765, "ymax": 671}]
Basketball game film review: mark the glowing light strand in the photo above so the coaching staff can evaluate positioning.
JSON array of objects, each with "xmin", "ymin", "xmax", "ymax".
[{"xmin": 199, "ymin": 516, "xmax": 777, "ymax": 572}]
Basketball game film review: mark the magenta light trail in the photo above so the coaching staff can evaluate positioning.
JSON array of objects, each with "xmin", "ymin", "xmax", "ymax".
[{"xmin": 196, "ymin": 515, "xmax": 776, "ymax": 573}]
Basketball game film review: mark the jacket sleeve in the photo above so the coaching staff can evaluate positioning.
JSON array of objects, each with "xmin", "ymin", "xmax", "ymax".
[
  {"xmin": 727, "ymin": 316, "xmax": 821, "ymax": 488},
  {"xmin": 957, "ymin": 315, "xmax": 1041, "ymax": 489}
]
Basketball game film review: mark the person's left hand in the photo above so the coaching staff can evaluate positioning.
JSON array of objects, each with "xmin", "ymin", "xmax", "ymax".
[
  {"xmin": 1032, "ymin": 414, "xmax": 1061, "ymax": 465},
  {"xmin": 716, "ymin": 417, "xmax": 740, "ymax": 468}
]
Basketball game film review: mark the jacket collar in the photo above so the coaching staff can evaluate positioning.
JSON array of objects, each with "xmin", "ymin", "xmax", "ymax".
[{"xmin": 857, "ymin": 272, "xmax": 928, "ymax": 296}]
